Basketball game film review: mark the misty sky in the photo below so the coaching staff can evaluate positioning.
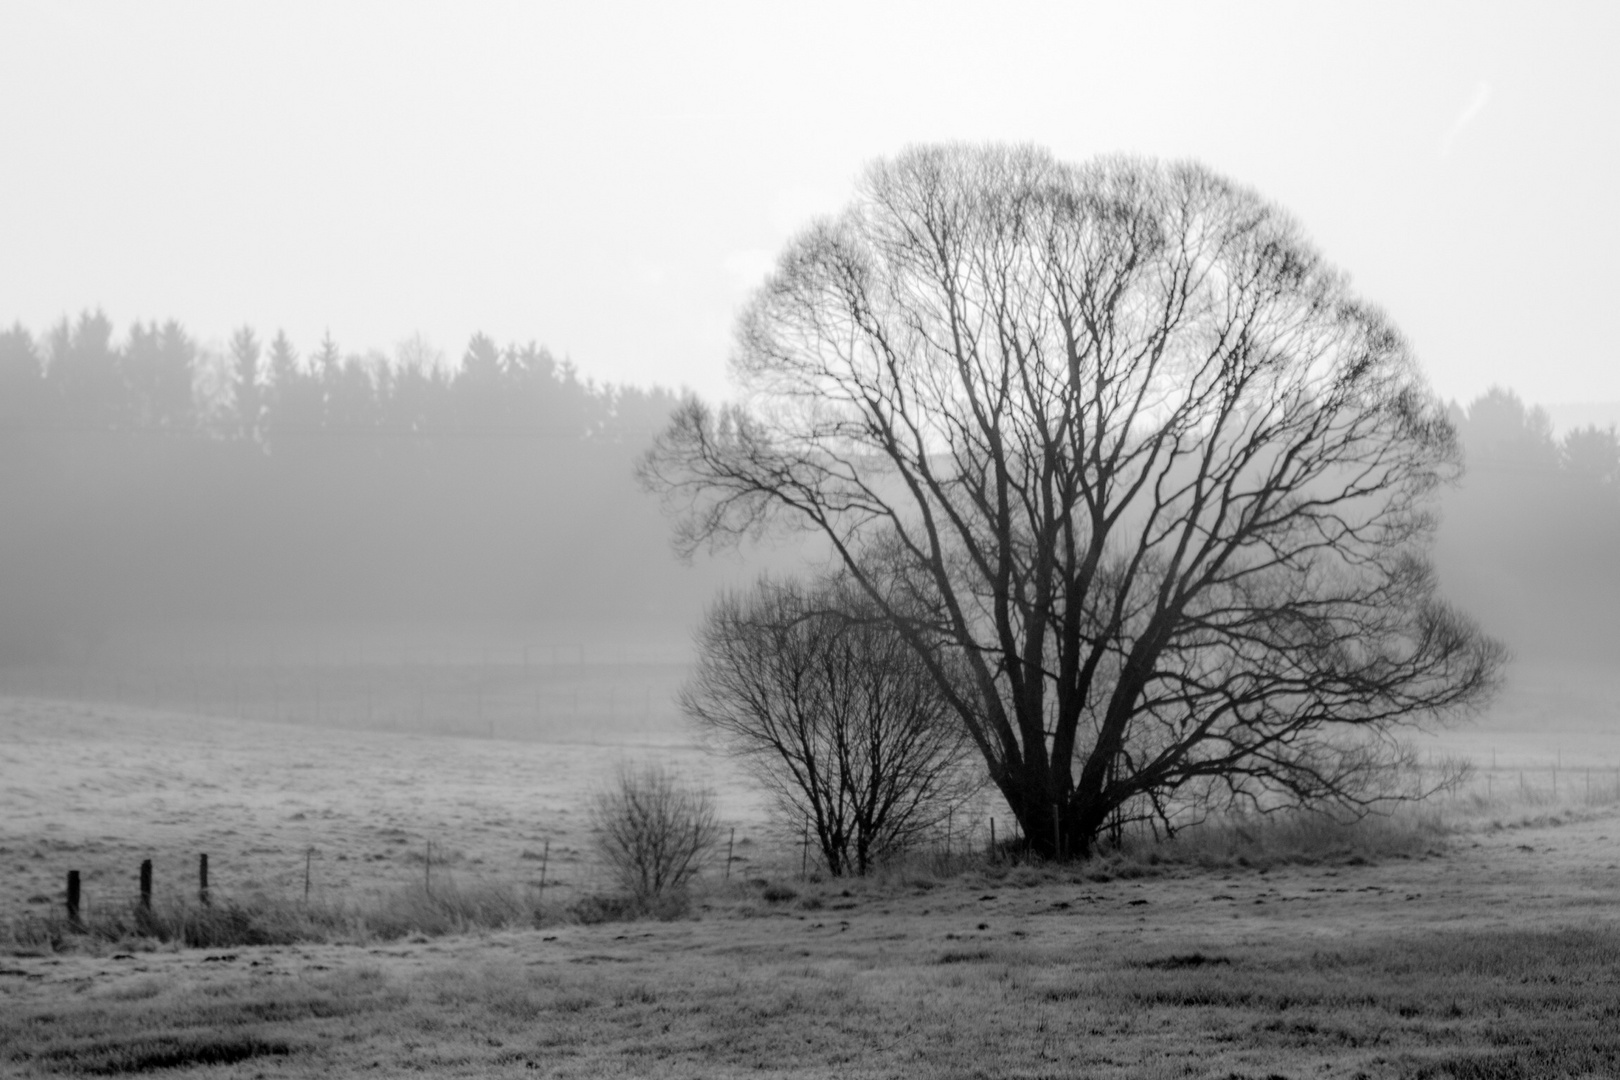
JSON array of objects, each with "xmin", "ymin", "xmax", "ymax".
[{"xmin": 2, "ymin": 1, "xmax": 1616, "ymax": 409}]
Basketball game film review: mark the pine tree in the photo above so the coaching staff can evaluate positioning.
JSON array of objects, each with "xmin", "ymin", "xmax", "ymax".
[{"xmin": 229, "ymin": 326, "xmax": 263, "ymax": 441}]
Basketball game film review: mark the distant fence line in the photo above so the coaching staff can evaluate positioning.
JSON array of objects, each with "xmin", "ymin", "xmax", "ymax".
[
  {"xmin": 42, "ymin": 808, "xmax": 1014, "ymax": 927},
  {"xmin": 47, "ymin": 841, "xmax": 591, "ymax": 925},
  {"xmin": 1456, "ymin": 762, "xmax": 1620, "ymax": 804},
  {"xmin": 29, "ymin": 767, "xmax": 1620, "ymax": 937}
]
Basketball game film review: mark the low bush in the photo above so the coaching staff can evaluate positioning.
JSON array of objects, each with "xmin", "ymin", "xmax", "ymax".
[{"xmin": 588, "ymin": 764, "xmax": 721, "ymax": 904}]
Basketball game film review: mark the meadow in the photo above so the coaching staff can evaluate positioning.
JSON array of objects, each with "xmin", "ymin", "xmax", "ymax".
[{"xmin": 3, "ymin": 653, "xmax": 1620, "ymax": 1078}]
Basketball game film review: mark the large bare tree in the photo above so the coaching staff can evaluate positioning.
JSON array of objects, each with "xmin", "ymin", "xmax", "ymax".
[{"xmin": 644, "ymin": 145, "xmax": 1504, "ymax": 858}]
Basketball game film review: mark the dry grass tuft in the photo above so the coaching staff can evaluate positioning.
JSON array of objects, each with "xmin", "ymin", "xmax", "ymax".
[
  {"xmin": 2, "ymin": 877, "xmax": 567, "ymax": 954},
  {"xmin": 1098, "ymin": 803, "xmax": 1450, "ymax": 875}
]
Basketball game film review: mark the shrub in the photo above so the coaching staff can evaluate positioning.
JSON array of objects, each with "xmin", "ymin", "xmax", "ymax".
[{"xmin": 588, "ymin": 764, "xmax": 720, "ymax": 905}]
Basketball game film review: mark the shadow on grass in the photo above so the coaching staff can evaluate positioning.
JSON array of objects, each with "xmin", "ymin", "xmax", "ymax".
[{"xmin": 38, "ymin": 1034, "xmax": 297, "ymax": 1075}]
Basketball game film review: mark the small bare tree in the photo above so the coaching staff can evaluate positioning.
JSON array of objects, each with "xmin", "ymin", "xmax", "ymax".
[
  {"xmin": 589, "ymin": 764, "xmax": 720, "ymax": 904},
  {"xmin": 682, "ymin": 574, "xmax": 980, "ymax": 875}
]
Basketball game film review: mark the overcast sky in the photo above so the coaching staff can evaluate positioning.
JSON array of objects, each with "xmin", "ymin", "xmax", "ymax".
[{"xmin": 2, "ymin": 1, "xmax": 1615, "ymax": 411}]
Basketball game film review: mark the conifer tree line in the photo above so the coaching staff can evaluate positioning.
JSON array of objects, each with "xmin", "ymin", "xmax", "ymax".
[
  {"xmin": 0, "ymin": 311, "xmax": 671, "ymax": 442},
  {"xmin": 0, "ymin": 311, "xmax": 713, "ymax": 655},
  {"xmin": 0, "ymin": 310, "xmax": 1614, "ymax": 666},
  {"xmin": 1439, "ymin": 388, "xmax": 1620, "ymax": 664}
]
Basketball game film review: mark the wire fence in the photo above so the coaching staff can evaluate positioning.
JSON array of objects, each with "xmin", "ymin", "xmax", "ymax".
[{"xmin": 1449, "ymin": 763, "xmax": 1620, "ymax": 806}]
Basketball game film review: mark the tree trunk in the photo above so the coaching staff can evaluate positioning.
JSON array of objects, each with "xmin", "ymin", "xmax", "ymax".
[{"xmin": 1002, "ymin": 762, "xmax": 1117, "ymax": 861}]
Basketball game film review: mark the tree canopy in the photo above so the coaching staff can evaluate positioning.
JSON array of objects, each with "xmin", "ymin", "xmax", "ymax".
[{"xmin": 645, "ymin": 144, "xmax": 1505, "ymax": 857}]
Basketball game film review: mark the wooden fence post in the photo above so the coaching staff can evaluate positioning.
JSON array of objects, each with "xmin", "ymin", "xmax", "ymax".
[
  {"xmin": 198, "ymin": 854, "xmax": 210, "ymax": 906},
  {"xmin": 139, "ymin": 859, "xmax": 153, "ymax": 912},
  {"xmin": 66, "ymin": 870, "xmax": 81, "ymax": 927}
]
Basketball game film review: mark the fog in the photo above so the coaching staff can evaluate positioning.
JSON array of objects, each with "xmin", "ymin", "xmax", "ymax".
[
  {"xmin": 1436, "ymin": 390, "xmax": 1620, "ymax": 666},
  {"xmin": 0, "ymin": 4, "xmax": 1614, "ymax": 695},
  {"xmin": 5, "ymin": 9, "xmax": 1620, "ymax": 1074},
  {"xmin": 1, "ymin": 313, "xmax": 1614, "ymax": 680},
  {"xmin": 0, "ymin": 315, "xmax": 757, "ymax": 672}
]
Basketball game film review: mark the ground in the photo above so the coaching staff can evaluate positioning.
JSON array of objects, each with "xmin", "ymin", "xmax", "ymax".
[
  {"xmin": 0, "ymin": 696, "xmax": 765, "ymax": 916},
  {"xmin": 3, "ymin": 694, "xmax": 1620, "ymax": 1078}
]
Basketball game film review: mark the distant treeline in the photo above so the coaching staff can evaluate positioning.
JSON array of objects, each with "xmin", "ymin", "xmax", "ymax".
[
  {"xmin": 0, "ymin": 311, "xmax": 1614, "ymax": 666},
  {"xmin": 1440, "ymin": 388, "xmax": 1620, "ymax": 663},
  {"xmin": 0, "ymin": 311, "xmax": 727, "ymax": 660}
]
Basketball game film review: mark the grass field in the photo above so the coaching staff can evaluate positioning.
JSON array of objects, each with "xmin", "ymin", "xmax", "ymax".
[
  {"xmin": 4, "ymin": 655, "xmax": 1620, "ymax": 1078},
  {"xmin": 0, "ymin": 695, "xmax": 773, "ymax": 924},
  {"xmin": 5, "ymin": 803, "xmax": 1620, "ymax": 1078}
]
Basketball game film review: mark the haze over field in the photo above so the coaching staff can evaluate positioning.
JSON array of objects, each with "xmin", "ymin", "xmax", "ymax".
[
  {"xmin": 0, "ymin": 4, "xmax": 1615, "ymax": 815},
  {"xmin": 0, "ymin": 318, "xmax": 1615, "ymax": 687},
  {"xmin": 6, "ymin": 8, "xmax": 1620, "ymax": 1077},
  {"xmin": 0, "ymin": 4, "xmax": 1613, "ymax": 678}
]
